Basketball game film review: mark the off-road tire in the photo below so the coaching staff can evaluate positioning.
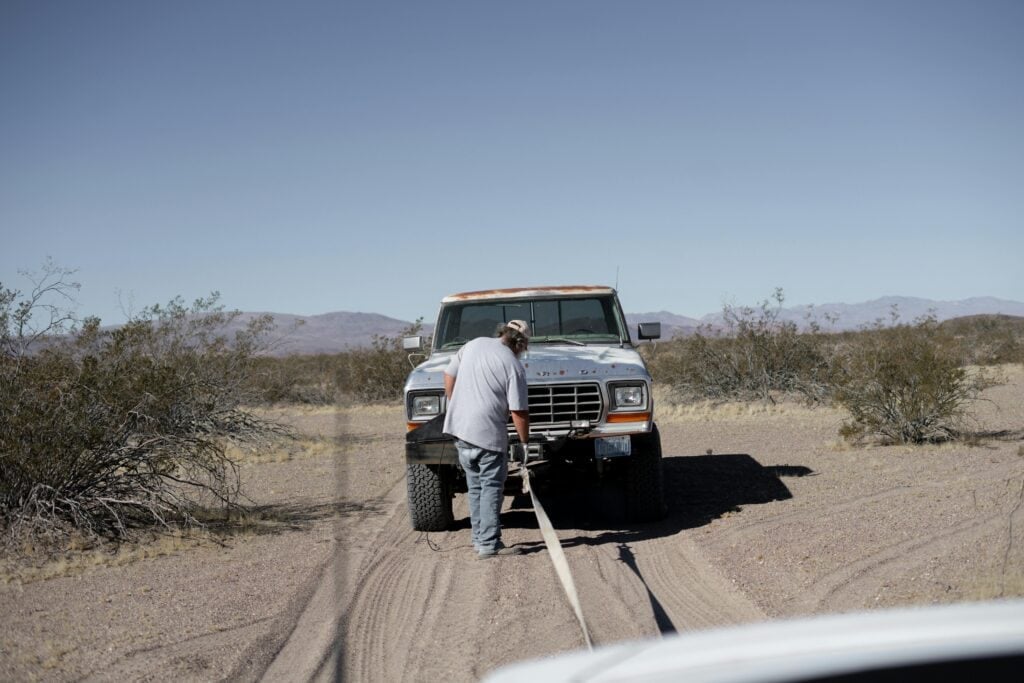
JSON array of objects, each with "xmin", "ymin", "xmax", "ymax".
[
  {"xmin": 407, "ymin": 463, "xmax": 454, "ymax": 531},
  {"xmin": 625, "ymin": 425, "xmax": 667, "ymax": 522}
]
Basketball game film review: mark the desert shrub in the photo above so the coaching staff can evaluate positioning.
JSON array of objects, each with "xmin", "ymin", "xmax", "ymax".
[
  {"xmin": 334, "ymin": 326, "xmax": 418, "ymax": 402},
  {"xmin": 646, "ymin": 292, "xmax": 1010, "ymax": 445},
  {"xmin": 245, "ymin": 319, "xmax": 427, "ymax": 405},
  {"xmin": 938, "ymin": 315, "xmax": 1024, "ymax": 366},
  {"xmin": 833, "ymin": 316, "xmax": 995, "ymax": 444},
  {"xmin": 646, "ymin": 289, "xmax": 834, "ymax": 404},
  {"xmin": 1, "ymin": 266, "xmax": 287, "ymax": 544},
  {"xmin": 248, "ymin": 354, "xmax": 341, "ymax": 405}
]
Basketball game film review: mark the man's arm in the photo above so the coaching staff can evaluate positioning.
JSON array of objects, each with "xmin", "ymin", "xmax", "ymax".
[
  {"xmin": 510, "ymin": 410, "xmax": 529, "ymax": 445},
  {"xmin": 444, "ymin": 372, "xmax": 456, "ymax": 400}
]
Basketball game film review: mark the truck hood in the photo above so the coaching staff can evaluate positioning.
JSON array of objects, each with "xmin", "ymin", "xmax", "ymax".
[{"xmin": 404, "ymin": 345, "xmax": 649, "ymax": 391}]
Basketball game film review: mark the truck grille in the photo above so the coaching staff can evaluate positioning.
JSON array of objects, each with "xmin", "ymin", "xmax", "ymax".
[{"xmin": 523, "ymin": 383, "xmax": 603, "ymax": 425}]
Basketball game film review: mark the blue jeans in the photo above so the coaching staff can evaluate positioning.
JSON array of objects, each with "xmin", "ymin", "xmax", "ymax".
[{"xmin": 455, "ymin": 439, "xmax": 507, "ymax": 553}]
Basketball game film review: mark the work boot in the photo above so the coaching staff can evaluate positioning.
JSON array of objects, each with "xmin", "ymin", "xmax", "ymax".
[{"xmin": 477, "ymin": 543, "xmax": 521, "ymax": 559}]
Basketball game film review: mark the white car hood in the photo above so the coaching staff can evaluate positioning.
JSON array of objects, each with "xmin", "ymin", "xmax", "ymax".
[
  {"xmin": 519, "ymin": 345, "xmax": 649, "ymax": 381},
  {"xmin": 484, "ymin": 600, "xmax": 1024, "ymax": 683},
  {"xmin": 404, "ymin": 344, "xmax": 649, "ymax": 391}
]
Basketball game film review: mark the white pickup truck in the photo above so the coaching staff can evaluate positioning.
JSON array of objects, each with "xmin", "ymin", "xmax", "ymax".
[{"xmin": 402, "ymin": 286, "xmax": 665, "ymax": 531}]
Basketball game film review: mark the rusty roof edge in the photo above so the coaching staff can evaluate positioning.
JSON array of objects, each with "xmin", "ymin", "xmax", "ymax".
[{"xmin": 441, "ymin": 286, "xmax": 616, "ymax": 303}]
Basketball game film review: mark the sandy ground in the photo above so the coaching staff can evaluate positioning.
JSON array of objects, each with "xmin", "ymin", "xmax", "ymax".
[{"xmin": 3, "ymin": 366, "xmax": 1023, "ymax": 681}]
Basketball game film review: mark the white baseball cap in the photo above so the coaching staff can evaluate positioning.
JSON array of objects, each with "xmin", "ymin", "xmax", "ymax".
[{"xmin": 507, "ymin": 319, "xmax": 531, "ymax": 339}]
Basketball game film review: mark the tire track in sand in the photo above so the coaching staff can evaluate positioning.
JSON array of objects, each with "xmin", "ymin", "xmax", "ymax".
[
  {"xmin": 722, "ymin": 469, "xmax": 1020, "ymax": 541},
  {"xmin": 786, "ymin": 509, "xmax": 1011, "ymax": 613},
  {"xmin": 700, "ymin": 464, "xmax": 1024, "ymax": 616},
  {"xmin": 339, "ymin": 509, "xmax": 459, "ymax": 681},
  {"xmin": 336, "ymin": 494, "xmax": 593, "ymax": 682},
  {"xmin": 304, "ymin": 485, "xmax": 765, "ymax": 682},
  {"xmin": 259, "ymin": 472, "xmax": 407, "ymax": 683},
  {"xmin": 625, "ymin": 533, "xmax": 766, "ymax": 630}
]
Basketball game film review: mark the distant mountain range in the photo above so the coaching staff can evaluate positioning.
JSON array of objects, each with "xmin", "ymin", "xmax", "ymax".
[
  {"xmin": 633, "ymin": 296, "xmax": 1024, "ymax": 339},
  {"xmin": 240, "ymin": 296, "xmax": 1024, "ymax": 356},
  {"xmin": 231, "ymin": 311, "xmax": 434, "ymax": 356}
]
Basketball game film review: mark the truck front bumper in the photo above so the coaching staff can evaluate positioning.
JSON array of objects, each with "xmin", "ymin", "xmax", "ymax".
[{"xmin": 406, "ymin": 438, "xmax": 459, "ymax": 465}]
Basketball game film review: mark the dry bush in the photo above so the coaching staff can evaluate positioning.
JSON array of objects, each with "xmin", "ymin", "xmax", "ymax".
[
  {"xmin": 833, "ymin": 316, "xmax": 996, "ymax": 444},
  {"xmin": 248, "ymin": 354, "xmax": 340, "ymax": 405},
  {"xmin": 645, "ymin": 293, "xmax": 1009, "ymax": 447},
  {"xmin": 646, "ymin": 289, "xmax": 834, "ymax": 405},
  {"xmin": 335, "ymin": 327, "xmax": 419, "ymax": 402},
  {"xmin": 1, "ymin": 265, "xmax": 288, "ymax": 545},
  {"xmin": 938, "ymin": 315, "xmax": 1024, "ymax": 366},
  {"xmin": 247, "ymin": 319, "xmax": 426, "ymax": 405}
]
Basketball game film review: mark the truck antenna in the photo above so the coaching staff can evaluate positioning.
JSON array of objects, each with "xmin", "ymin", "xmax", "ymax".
[{"xmin": 614, "ymin": 266, "xmax": 620, "ymax": 290}]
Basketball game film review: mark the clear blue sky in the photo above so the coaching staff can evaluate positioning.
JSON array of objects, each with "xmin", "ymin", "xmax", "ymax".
[{"xmin": 2, "ymin": 1, "xmax": 1022, "ymax": 324}]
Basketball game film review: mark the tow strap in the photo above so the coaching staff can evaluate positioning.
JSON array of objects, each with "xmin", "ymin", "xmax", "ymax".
[{"xmin": 519, "ymin": 464, "xmax": 594, "ymax": 650}]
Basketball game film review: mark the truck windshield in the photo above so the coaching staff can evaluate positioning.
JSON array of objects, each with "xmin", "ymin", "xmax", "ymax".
[{"xmin": 435, "ymin": 297, "xmax": 625, "ymax": 349}]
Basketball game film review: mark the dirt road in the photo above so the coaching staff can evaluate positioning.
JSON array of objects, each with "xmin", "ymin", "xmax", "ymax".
[
  {"xmin": 266, "ymin": 458, "xmax": 764, "ymax": 682},
  {"xmin": 266, "ymin": 369, "xmax": 1024, "ymax": 682},
  {"xmin": 4, "ymin": 368, "xmax": 1023, "ymax": 681}
]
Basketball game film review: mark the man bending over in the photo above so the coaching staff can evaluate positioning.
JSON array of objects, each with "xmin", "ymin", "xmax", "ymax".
[{"xmin": 443, "ymin": 320, "xmax": 530, "ymax": 559}]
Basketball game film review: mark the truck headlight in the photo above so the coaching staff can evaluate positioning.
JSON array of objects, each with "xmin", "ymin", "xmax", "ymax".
[
  {"xmin": 409, "ymin": 393, "xmax": 442, "ymax": 419},
  {"xmin": 611, "ymin": 383, "xmax": 647, "ymax": 410}
]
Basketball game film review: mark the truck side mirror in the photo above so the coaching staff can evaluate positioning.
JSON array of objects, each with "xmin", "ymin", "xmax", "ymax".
[
  {"xmin": 403, "ymin": 336, "xmax": 423, "ymax": 351},
  {"xmin": 637, "ymin": 322, "xmax": 661, "ymax": 340}
]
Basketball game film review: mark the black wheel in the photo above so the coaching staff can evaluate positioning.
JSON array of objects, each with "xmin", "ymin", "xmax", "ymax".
[
  {"xmin": 625, "ymin": 425, "xmax": 667, "ymax": 522},
  {"xmin": 407, "ymin": 463, "xmax": 455, "ymax": 531}
]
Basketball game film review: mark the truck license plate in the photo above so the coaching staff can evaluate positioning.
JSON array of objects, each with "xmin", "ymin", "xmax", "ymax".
[{"xmin": 595, "ymin": 436, "xmax": 631, "ymax": 458}]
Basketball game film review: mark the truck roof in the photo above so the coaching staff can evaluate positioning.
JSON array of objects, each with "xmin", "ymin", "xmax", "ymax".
[{"xmin": 441, "ymin": 286, "xmax": 615, "ymax": 303}]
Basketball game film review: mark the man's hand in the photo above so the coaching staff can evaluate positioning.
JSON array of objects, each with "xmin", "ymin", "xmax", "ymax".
[{"xmin": 511, "ymin": 443, "xmax": 529, "ymax": 464}]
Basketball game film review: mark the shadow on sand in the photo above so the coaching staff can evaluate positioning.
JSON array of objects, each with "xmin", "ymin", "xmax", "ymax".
[
  {"xmin": 488, "ymin": 453, "xmax": 814, "ymax": 633},
  {"xmin": 499, "ymin": 453, "xmax": 813, "ymax": 542}
]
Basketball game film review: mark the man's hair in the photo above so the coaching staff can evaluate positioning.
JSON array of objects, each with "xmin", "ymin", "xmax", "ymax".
[{"xmin": 496, "ymin": 323, "xmax": 529, "ymax": 354}]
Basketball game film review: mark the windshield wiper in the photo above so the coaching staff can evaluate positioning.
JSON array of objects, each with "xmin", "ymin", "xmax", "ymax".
[{"xmin": 533, "ymin": 337, "xmax": 586, "ymax": 346}]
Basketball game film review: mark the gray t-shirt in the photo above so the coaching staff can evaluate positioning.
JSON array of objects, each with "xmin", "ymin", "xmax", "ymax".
[{"xmin": 442, "ymin": 337, "xmax": 529, "ymax": 453}]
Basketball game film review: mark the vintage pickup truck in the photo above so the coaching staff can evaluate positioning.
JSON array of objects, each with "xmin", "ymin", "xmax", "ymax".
[{"xmin": 402, "ymin": 286, "xmax": 665, "ymax": 531}]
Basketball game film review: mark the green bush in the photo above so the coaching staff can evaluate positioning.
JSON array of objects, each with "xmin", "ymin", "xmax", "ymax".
[
  {"xmin": 1, "ymin": 266, "xmax": 286, "ymax": 543},
  {"xmin": 833, "ymin": 316, "xmax": 995, "ymax": 444}
]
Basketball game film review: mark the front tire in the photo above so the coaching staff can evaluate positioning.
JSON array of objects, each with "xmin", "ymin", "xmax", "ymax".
[
  {"xmin": 625, "ymin": 425, "xmax": 667, "ymax": 522},
  {"xmin": 407, "ymin": 463, "xmax": 454, "ymax": 531}
]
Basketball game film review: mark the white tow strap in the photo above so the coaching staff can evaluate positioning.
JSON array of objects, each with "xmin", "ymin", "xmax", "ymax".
[{"xmin": 520, "ymin": 465, "xmax": 594, "ymax": 650}]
